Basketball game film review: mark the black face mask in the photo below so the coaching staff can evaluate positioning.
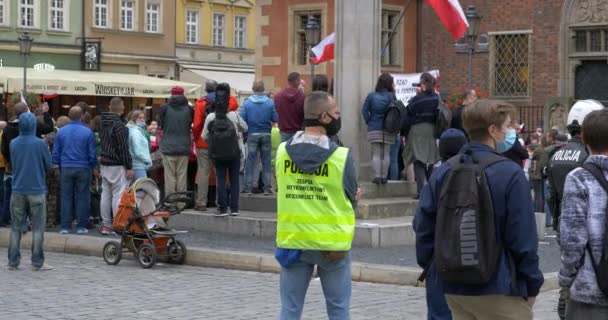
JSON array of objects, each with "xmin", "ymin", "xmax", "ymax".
[{"xmin": 304, "ymin": 113, "xmax": 341, "ymax": 136}]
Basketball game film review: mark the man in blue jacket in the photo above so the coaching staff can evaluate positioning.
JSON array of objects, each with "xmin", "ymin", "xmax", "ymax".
[
  {"xmin": 8, "ymin": 112, "xmax": 52, "ymax": 271},
  {"xmin": 241, "ymin": 80, "xmax": 279, "ymax": 195},
  {"xmin": 53, "ymin": 106, "xmax": 97, "ymax": 234},
  {"xmin": 414, "ymin": 99, "xmax": 543, "ymax": 319}
]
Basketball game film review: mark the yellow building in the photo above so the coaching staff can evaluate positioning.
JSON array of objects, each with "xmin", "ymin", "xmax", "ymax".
[{"xmin": 176, "ymin": 0, "xmax": 256, "ymax": 100}]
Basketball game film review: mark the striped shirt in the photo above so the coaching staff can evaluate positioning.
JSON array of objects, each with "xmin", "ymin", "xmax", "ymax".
[{"xmin": 99, "ymin": 112, "xmax": 132, "ymax": 169}]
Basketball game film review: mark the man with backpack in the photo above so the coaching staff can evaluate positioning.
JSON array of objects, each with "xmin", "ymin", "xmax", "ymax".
[
  {"xmin": 192, "ymin": 81, "xmax": 239, "ymax": 211},
  {"xmin": 559, "ymin": 108, "xmax": 608, "ymax": 318},
  {"xmin": 414, "ymin": 99, "xmax": 543, "ymax": 319},
  {"xmin": 159, "ymin": 86, "xmax": 194, "ymax": 197},
  {"xmin": 202, "ymin": 83, "xmax": 247, "ymax": 216}
]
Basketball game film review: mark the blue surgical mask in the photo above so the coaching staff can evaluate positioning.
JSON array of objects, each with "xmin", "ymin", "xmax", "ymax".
[
  {"xmin": 495, "ymin": 128, "xmax": 517, "ymax": 153},
  {"xmin": 136, "ymin": 121, "xmax": 146, "ymax": 129}
]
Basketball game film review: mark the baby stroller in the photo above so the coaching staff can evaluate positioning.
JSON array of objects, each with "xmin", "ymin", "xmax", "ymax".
[{"xmin": 102, "ymin": 178, "xmax": 192, "ymax": 269}]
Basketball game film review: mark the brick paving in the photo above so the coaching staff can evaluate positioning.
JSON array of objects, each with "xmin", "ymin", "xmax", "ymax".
[{"xmin": 0, "ymin": 249, "xmax": 560, "ymax": 320}]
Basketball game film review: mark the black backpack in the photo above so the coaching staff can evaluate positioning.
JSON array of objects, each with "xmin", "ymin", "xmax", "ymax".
[
  {"xmin": 435, "ymin": 99, "xmax": 452, "ymax": 138},
  {"xmin": 435, "ymin": 150, "xmax": 506, "ymax": 285},
  {"xmin": 207, "ymin": 113, "xmax": 240, "ymax": 162},
  {"xmin": 383, "ymin": 99, "xmax": 407, "ymax": 134},
  {"xmin": 581, "ymin": 162, "xmax": 608, "ymax": 295}
]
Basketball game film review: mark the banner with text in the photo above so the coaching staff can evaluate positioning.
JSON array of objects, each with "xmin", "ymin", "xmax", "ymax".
[{"xmin": 391, "ymin": 70, "xmax": 440, "ymax": 106}]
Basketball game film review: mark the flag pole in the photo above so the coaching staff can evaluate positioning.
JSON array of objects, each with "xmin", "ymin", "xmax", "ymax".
[{"xmin": 381, "ymin": 0, "xmax": 413, "ymax": 59}]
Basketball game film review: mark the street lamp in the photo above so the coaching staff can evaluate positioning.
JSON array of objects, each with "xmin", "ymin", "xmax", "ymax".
[
  {"xmin": 18, "ymin": 32, "xmax": 33, "ymax": 96},
  {"xmin": 304, "ymin": 16, "xmax": 321, "ymax": 84},
  {"xmin": 465, "ymin": 6, "xmax": 481, "ymax": 90}
]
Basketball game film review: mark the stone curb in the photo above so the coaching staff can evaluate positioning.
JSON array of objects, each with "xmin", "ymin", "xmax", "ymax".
[{"xmin": 0, "ymin": 229, "xmax": 557, "ymax": 291}]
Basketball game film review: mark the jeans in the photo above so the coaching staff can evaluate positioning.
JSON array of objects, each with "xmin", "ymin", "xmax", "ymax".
[
  {"xmin": 215, "ymin": 158, "xmax": 240, "ymax": 211},
  {"xmin": 414, "ymin": 160, "xmax": 433, "ymax": 197},
  {"xmin": 8, "ymin": 193, "xmax": 47, "ymax": 268},
  {"xmin": 132, "ymin": 168, "xmax": 147, "ymax": 184},
  {"xmin": 245, "ymin": 134, "xmax": 272, "ymax": 192},
  {"xmin": 544, "ymin": 180, "xmax": 552, "ymax": 226},
  {"xmin": 388, "ymin": 135, "xmax": 401, "ymax": 180},
  {"xmin": 60, "ymin": 168, "xmax": 92, "ymax": 229},
  {"xmin": 280, "ymin": 132, "xmax": 295, "ymax": 143},
  {"xmin": 280, "ymin": 251, "xmax": 351, "ymax": 320},
  {"xmin": 426, "ymin": 264, "xmax": 452, "ymax": 320}
]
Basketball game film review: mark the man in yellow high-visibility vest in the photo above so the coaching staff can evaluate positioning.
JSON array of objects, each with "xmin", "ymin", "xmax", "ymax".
[{"xmin": 275, "ymin": 91, "xmax": 360, "ymax": 320}]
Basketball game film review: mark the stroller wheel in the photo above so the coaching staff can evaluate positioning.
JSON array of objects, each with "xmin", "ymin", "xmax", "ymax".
[
  {"xmin": 137, "ymin": 243, "xmax": 157, "ymax": 268},
  {"xmin": 103, "ymin": 241, "xmax": 122, "ymax": 265},
  {"xmin": 167, "ymin": 240, "xmax": 187, "ymax": 265}
]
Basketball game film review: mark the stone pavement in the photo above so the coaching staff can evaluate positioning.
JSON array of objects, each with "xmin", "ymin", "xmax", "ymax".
[{"xmin": 1, "ymin": 249, "xmax": 559, "ymax": 320}]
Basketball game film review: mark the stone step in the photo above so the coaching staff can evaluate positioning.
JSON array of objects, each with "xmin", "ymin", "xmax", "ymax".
[
  {"xmin": 359, "ymin": 181, "xmax": 417, "ymax": 198},
  {"xmin": 170, "ymin": 210, "xmax": 416, "ymax": 248},
  {"xmin": 240, "ymin": 194, "xmax": 418, "ymax": 220}
]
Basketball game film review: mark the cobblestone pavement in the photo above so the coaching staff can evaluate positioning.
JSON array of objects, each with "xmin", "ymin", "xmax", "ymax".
[{"xmin": 0, "ymin": 249, "xmax": 560, "ymax": 320}]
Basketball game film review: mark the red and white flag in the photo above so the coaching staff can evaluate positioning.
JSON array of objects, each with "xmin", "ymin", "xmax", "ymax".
[
  {"xmin": 310, "ymin": 33, "xmax": 335, "ymax": 64},
  {"xmin": 424, "ymin": 0, "xmax": 469, "ymax": 40}
]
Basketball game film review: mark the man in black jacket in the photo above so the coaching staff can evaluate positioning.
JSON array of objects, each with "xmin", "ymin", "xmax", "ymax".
[
  {"xmin": 99, "ymin": 97, "xmax": 132, "ymax": 235},
  {"xmin": 450, "ymin": 89, "xmax": 477, "ymax": 135},
  {"xmin": 0, "ymin": 102, "xmax": 54, "ymax": 229}
]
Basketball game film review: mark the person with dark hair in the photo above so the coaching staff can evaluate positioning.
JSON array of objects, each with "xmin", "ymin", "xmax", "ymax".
[
  {"xmin": 404, "ymin": 72, "xmax": 440, "ymax": 198},
  {"xmin": 275, "ymin": 72, "xmax": 305, "ymax": 142},
  {"xmin": 192, "ymin": 80, "xmax": 239, "ymax": 211},
  {"xmin": 99, "ymin": 97, "xmax": 132, "ymax": 235},
  {"xmin": 415, "ymin": 99, "xmax": 543, "ymax": 320},
  {"xmin": 361, "ymin": 73, "xmax": 396, "ymax": 184},
  {"xmin": 559, "ymin": 108, "xmax": 608, "ymax": 318},
  {"xmin": 53, "ymin": 106, "xmax": 97, "ymax": 234},
  {"xmin": 312, "ymin": 74, "xmax": 329, "ymax": 92}
]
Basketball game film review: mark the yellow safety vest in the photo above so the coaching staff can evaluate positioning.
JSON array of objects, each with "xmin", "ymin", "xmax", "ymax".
[{"xmin": 275, "ymin": 143, "xmax": 355, "ymax": 251}]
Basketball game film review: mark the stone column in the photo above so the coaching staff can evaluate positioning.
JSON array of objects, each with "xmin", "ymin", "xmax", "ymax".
[{"xmin": 334, "ymin": 0, "xmax": 382, "ymax": 180}]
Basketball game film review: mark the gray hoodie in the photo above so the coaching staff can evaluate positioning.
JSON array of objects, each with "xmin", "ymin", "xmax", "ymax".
[
  {"xmin": 560, "ymin": 155, "xmax": 608, "ymax": 306},
  {"xmin": 285, "ymin": 132, "xmax": 357, "ymax": 208}
]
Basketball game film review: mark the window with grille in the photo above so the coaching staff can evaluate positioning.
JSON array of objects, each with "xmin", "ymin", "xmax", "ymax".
[
  {"xmin": 121, "ymin": 0, "xmax": 135, "ymax": 31},
  {"xmin": 234, "ymin": 16, "xmax": 246, "ymax": 49},
  {"xmin": 490, "ymin": 33, "xmax": 531, "ymax": 98},
  {"xmin": 19, "ymin": 0, "xmax": 35, "ymax": 28},
  {"xmin": 381, "ymin": 10, "xmax": 399, "ymax": 66},
  {"xmin": 94, "ymin": 0, "xmax": 109, "ymax": 28},
  {"xmin": 0, "ymin": 0, "xmax": 5, "ymax": 26},
  {"xmin": 574, "ymin": 29, "xmax": 608, "ymax": 52},
  {"xmin": 49, "ymin": 0, "xmax": 66, "ymax": 31},
  {"xmin": 295, "ymin": 12, "xmax": 322, "ymax": 66},
  {"xmin": 185, "ymin": 10, "xmax": 198, "ymax": 44},
  {"xmin": 213, "ymin": 13, "xmax": 225, "ymax": 47},
  {"xmin": 146, "ymin": 1, "xmax": 160, "ymax": 33}
]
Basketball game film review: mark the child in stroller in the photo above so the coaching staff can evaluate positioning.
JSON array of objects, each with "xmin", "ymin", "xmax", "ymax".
[{"xmin": 102, "ymin": 178, "xmax": 192, "ymax": 268}]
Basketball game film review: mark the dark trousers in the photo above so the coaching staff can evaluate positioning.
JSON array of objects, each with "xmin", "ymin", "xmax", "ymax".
[
  {"xmin": 414, "ymin": 160, "xmax": 433, "ymax": 197},
  {"xmin": 566, "ymin": 299, "xmax": 608, "ymax": 320},
  {"xmin": 59, "ymin": 168, "xmax": 91, "ymax": 229},
  {"xmin": 215, "ymin": 158, "xmax": 240, "ymax": 211},
  {"xmin": 2, "ymin": 175, "xmax": 11, "ymax": 224},
  {"xmin": 532, "ymin": 179, "xmax": 544, "ymax": 213}
]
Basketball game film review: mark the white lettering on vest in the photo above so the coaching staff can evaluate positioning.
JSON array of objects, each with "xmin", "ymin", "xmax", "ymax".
[{"xmin": 552, "ymin": 149, "xmax": 581, "ymax": 162}]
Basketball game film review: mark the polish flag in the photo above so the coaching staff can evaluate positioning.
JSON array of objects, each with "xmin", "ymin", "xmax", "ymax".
[
  {"xmin": 424, "ymin": 0, "xmax": 469, "ymax": 40},
  {"xmin": 310, "ymin": 33, "xmax": 335, "ymax": 64}
]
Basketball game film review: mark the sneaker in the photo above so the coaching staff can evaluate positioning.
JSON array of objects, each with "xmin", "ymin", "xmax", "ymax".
[
  {"xmin": 372, "ymin": 177, "xmax": 381, "ymax": 185},
  {"xmin": 76, "ymin": 227, "xmax": 88, "ymax": 234},
  {"xmin": 100, "ymin": 226, "xmax": 111, "ymax": 235},
  {"xmin": 264, "ymin": 190, "xmax": 272, "ymax": 196},
  {"xmin": 60, "ymin": 229, "xmax": 69, "ymax": 234},
  {"xmin": 32, "ymin": 263, "xmax": 53, "ymax": 272},
  {"xmin": 213, "ymin": 208, "xmax": 229, "ymax": 217},
  {"xmin": 194, "ymin": 205, "xmax": 207, "ymax": 212},
  {"xmin": 8, "ymin": 265, "xmax": 18, "ymax": 271},
  {"xmin": 380, "ymin": 178, "xmax": 388, "ymax": 185},
  {"xmin": 230, "ymin": 210, "xmax": 240, "ymax": 216}
]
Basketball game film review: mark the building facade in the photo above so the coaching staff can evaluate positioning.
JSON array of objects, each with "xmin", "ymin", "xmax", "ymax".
[
  {"xmin": 176, "ymin": 0, "xmax": 256, "ymax": 99},
  {"xmin": 418, "ymin": 0, "xmax": 608, "ymax": 131},
  {"xmin": 0, "ymin": 0, "xmax": 84, "ymax": 70},
  {"xmin": 256, "ymin": 0, "xmax": 418, "ymax": 92},
  {"xmin": 84, "ymin": 0, "xmax": 177, "ymax": 78}
]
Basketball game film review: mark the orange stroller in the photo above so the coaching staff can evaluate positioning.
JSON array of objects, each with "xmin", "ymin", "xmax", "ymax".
[{"xmin": 102, "ymin": 178, "xmax": 192, "ymax": 268}]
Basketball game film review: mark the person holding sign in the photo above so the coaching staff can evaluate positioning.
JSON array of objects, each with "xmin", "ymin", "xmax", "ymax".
[{"xmin": 275, "ymin": 91, "xmax": 361, "ymax": 320}]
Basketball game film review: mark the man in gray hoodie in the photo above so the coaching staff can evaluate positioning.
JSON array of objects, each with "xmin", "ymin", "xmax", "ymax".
[
  {"xmin": 560, "ymin": 108, "xmax": 608, "ymax": 318},
  {"xmin": 275, "ymin": 91, "xmax": 360, "ymax": 319}
]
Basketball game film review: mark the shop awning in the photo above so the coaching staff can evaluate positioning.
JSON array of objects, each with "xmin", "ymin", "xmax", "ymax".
[
  {"xmin": 179, "ymin": 64, "xmax": 255, "ymax": 97},
  {"xmin": 0, "ymin": 67, "xmax": 202, "ymax": 98}
]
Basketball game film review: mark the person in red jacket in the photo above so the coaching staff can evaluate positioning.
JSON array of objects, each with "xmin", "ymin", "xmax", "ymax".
[
  {"xmin": 192, "ymin": 80, "xmax": 239, "ymax": 211},
  {"xmin": 274, "ymin": 72, "xmax": 305, "ymax": 142}
]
